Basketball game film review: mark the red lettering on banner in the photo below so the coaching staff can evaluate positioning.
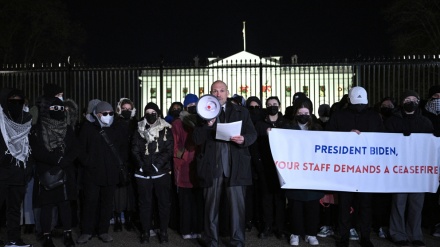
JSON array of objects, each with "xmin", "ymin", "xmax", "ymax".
[
  {"xmin": 275, "ymin": 161, "xmax": 301, "ymax": 170},
  {"xmin": 393, "ymin": 165, "xmax": 438, "ymax": 174},
  {"xmin": 333, "ymin": 164, "xmax": 381, "ymax": 173}
]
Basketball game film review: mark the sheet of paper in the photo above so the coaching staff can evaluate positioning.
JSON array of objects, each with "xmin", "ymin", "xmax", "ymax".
[{"xmin": 216, "ymin": 120, "xmax": 242, "ymax": 141}]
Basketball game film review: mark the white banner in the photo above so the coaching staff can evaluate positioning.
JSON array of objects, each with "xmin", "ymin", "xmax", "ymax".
[{"xmin": 268, "ymin": 129, "xmax": 440, "ymax": 193}]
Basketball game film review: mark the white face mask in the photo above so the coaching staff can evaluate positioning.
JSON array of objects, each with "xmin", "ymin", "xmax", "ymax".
[
  {"xmin": 23, "ymin": 106, "xmax": 29, "ymax": 112},
  {"xmin": 100, "ymin": 115, "xmax": 113, "ymax": 125}
]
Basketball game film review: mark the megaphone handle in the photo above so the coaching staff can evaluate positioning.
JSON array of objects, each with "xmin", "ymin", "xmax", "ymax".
[{"xmin": 207, "ymin": 118, "xmax": 217, "ymax": 127}]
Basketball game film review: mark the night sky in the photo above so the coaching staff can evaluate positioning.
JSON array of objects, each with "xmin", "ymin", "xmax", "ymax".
[{"xmin": 68, "ymin": 0, "xmax": 391, "ymax": 64}]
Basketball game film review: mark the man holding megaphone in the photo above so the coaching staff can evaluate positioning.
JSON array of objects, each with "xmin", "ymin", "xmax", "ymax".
[{"xmin": 193, "ymin": 80, "xmax": 257, "ymax": 247}]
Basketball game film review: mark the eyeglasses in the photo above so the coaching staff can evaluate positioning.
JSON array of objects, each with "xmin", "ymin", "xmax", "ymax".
[
  {"xmin": 50, "ymin": 105, "xmax": 65, "ymax": 111},
  {"xmin": 100, "ymin": 111, "xmax": 114, "ymax": 116},
  {"xmin": 248, "ymin": 106, "xmax": 260, "ymax": 109}
]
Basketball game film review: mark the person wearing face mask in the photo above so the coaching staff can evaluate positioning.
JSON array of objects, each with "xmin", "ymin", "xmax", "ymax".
[
  {"xmin": 170, "ymin": 94, "xmax": 204, "ymax": 240},
  {"xmin": 112, "ymin": 98, "xmax": 138, "ymax": 232},
  {"xmin": 283, "ymin": 98, "xmax": 324, "ymax": 246},
  {"xmin": 317, "ymin": 104, "xmax": 331, "ymax": 129},
  {"xmin": 254, "ymin": 96, "xmax": 288, "ymax": 240},
  {"xmin": 244, "ymin": 96, "xmax": 264, "ymax": 232},
  {"xmin": 383, "ymin": 90, "xmax": 433, "ymax": 247},
  {"xmin": 29, "ymin": 97, "xmax": 79, "ymax": 247},
  {"xmin": 326, "ymin": 86, "xmax": 384, "ymax": 247},
  {"xmin": 132, "ymin": 102, "xmax": 173, "ymax": 244},
  {"xmin": 0, "ymin": 88, "xmax": 33, "ymax": 247},
  {"xmin": 77, "ymin": 101, "xmax": 128, "ymax": 244},
  {"xmin": 164, "ymin": 102, "xmax": 183, "ymax": 124}
]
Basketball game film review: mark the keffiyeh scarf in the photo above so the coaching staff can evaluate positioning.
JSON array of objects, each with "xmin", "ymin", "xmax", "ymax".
[
  {"xmin": 138, "ymin": 118, "xmax": 171, "ymax": 155},
  {"xmin": 0, "ymin": 105, "xmax": 32, "ymax": 167},
  {"xmin": 40, "ymin": 117, "xmax": 67, "ymax": 152}
]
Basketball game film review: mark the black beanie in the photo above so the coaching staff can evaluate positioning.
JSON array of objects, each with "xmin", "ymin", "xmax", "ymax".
[
  {"xmin": 43, "ymin": 83, "xmax": 63, "ymax": 97},
  {"xmin": 428, "ymin": 85, "xmax": 440, "ymax": 98},
  {"xmin": 246, "ymin": 96, "xmax": 262, "ymax": 107},
  {"xmin": 400, "ymin": 90, "xmax": 420, "ymax": 103},
  {"xmin": 144, "ymin": 102, "xmax": 160, "ymax": 115}
]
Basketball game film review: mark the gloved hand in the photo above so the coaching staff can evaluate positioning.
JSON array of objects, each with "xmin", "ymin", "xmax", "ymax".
[
  {"xmin": 434, "ymin": 130, "xmax": 440, "ymax": 137},
  {"xmin": 403, "ymin": 131, "xmax": 411, "ymax": 136}
]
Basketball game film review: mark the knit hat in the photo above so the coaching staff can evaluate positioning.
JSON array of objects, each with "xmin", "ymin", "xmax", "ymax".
[
  {"xmin": 400, "ymin": 90, "xmax": 420, "ymax": 103},
  {"xmin": 292, "ymin": 92, "xmax": 307, "ymax": 104},
  {"xmin": 183, "ymin": 94, "xmax": 198, "ymax": 107},
  {"xmin": 144, "ymin": 102, "xmax": 160, "ymax": 115},
  {"xmin": 246, "ymin": 96, "xmax": 262, "ymax": 107},
  {"xmin": 43, "ymin": 83, "xmax": 63, "ymax": 97},
  {"xmin": 87, "ymin": 99, "xmax": 101, "ymax": 114},
  {"xmin": 349, "ymin": 86, "xmax": 368, "ymax": 104},
  {"xmin": 318, "ymin": 104, "xmax": 330, "ymax": 117},
  {"xmin": 95, "ymin": 101, "xmax": 113, "ymax": 113},
  {"xmin": 428, "ymin": 85, "xmax": 440, "ymax": 98}
]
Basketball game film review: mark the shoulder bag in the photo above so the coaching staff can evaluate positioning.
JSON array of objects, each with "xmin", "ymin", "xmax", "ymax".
[{"xmin": 99, "ymin": 129, "xmax": 130, "ymax": 186}]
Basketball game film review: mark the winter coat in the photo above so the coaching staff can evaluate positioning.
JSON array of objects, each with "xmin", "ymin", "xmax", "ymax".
[
  {"xmin": 254, "ymin": 112, "xmax": 287, "ymax": 193},
  {"xmin": 79, "ymin": 120, "xmax": 128, "ymax": 186},
  {"xmin": 0, "ymin": 88, "xmax": 33, "ymax": 185},
  {"xmin": 172, "ymin": 114, "xmax": 198, "ymax": 188},
  {"xmin": 384, "ymin": 109, "xmax": 434, "ymax": 134},
  {"xmin": 193, "ymin": 102, "xmax": 257, "ymax": 188},
  {"xmin": 326, "ymin": 107, "xmax": 385, "ymax": 132},
  {"xmin": 132, "ymin": 120, "xmax": 174, "ymax": 177},
  {"xmin": 30, "ymin": 126, "xmax": 79, "ymax": 206}
]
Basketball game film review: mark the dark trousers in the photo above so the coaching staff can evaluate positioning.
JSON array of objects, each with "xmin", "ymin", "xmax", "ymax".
[
  {"xmin": 0, "ymin": 184, "xmax": 25, "ymax": 242},
  {"xmin": 204, "ymin": 176, "xmax": 246, "ymax": 247},
  {"xmin": 81, "ymin": 183, "xmax": 116, "ymax": 235},
  {"xmin": 338, "ymin": 192, "xmax": 372, "ymax": 242},
  {"xmin": 261, "ymin": 190, "xmax": 286, "ymax": 231},
  {"xmin": 290, "ymin": 199, "xmax": 320, "ymax": 236},
  {"xmin": 41, "ymin": 200, "xmax": 72, "ymax": 233},
  {"xmin": 136, "ymin": 173, "xmax": 171, "ymax": 233},
  {"xmin": 179, "ymin": 187, "xmax": 203, "ymax": 235}
]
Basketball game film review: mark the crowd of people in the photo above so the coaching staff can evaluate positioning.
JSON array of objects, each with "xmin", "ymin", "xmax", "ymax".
[{"xmin": 0, "ymin": 81, "xmax": 439, "ymax": 247}]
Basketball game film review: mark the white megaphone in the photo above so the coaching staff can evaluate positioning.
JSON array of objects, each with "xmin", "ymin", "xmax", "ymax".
[{"xmin": 196, "ymin": 94, "xmax": 221, "ymax": 120}]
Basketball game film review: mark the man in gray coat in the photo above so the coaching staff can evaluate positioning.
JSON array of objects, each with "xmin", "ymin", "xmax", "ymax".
[{"xmin": 193, "ymin": 80, "xmax": 257, "ymax": 247}]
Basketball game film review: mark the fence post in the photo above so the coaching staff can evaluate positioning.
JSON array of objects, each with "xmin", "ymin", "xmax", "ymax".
[
  {"xmin": 259, "ymin": 57, "xmax": 263, "ymax": 100},
  {"xmin": 159, "ymin": 59, "xmax": 164, "ymax": 116}
]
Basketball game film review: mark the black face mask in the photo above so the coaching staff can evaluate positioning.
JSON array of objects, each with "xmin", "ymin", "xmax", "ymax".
[
  {"xmin": 248, "ymin": 108, "xmax": 263, "ymax": 123},
  {"xmin": 350, "ymin": 104, "xmax": 367, "ymax": 112},
  {"xmin": 295, "ymin": 115, "xmax": 310, "ymax": 124},
  {"xmin": 145, "ymin": 113, "xmax": 157, "ymax": 124},
  {"xmin": 380, "ymin": 107, "xmax": 393, "ymax": 117},
  {"xmin": 6, "ymin": 99, "xmax": 24, "ymax": 122},
  {"xmin": 267, "ymin": 106, "xmax": 279, "ymax": 116},
  {"xmin": 170, "ymin": 109, "xmax": 181, "ymax": 118},
  {"xmin": 49, "ymin": 110, "xmax": 65, "ymax": 121},
  {"xmin": 187, "ymin": 106, "xmax": 197, "ymax": 114},
  {"xmin": 121, "ymin": 110, "xmax": 132, "ymax": 119},
  {"xmin": 403, "ymin": 102, "xmax": 418, "ymax": 113}
]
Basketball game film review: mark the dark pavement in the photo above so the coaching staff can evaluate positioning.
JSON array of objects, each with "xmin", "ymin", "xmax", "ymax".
[{"xmin": 10, "ymin": 226, "xmax": 440, "ymax": 247}]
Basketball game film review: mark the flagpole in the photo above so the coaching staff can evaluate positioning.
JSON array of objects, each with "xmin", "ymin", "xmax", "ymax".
[{"xmin": 242, "ymin": 21, "xmax": 246, "ymax": 51}]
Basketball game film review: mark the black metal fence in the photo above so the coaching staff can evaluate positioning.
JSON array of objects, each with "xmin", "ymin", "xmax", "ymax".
[{"xmin": 1, "ymin": 56, "xmax": 440, "ymax": 118}]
